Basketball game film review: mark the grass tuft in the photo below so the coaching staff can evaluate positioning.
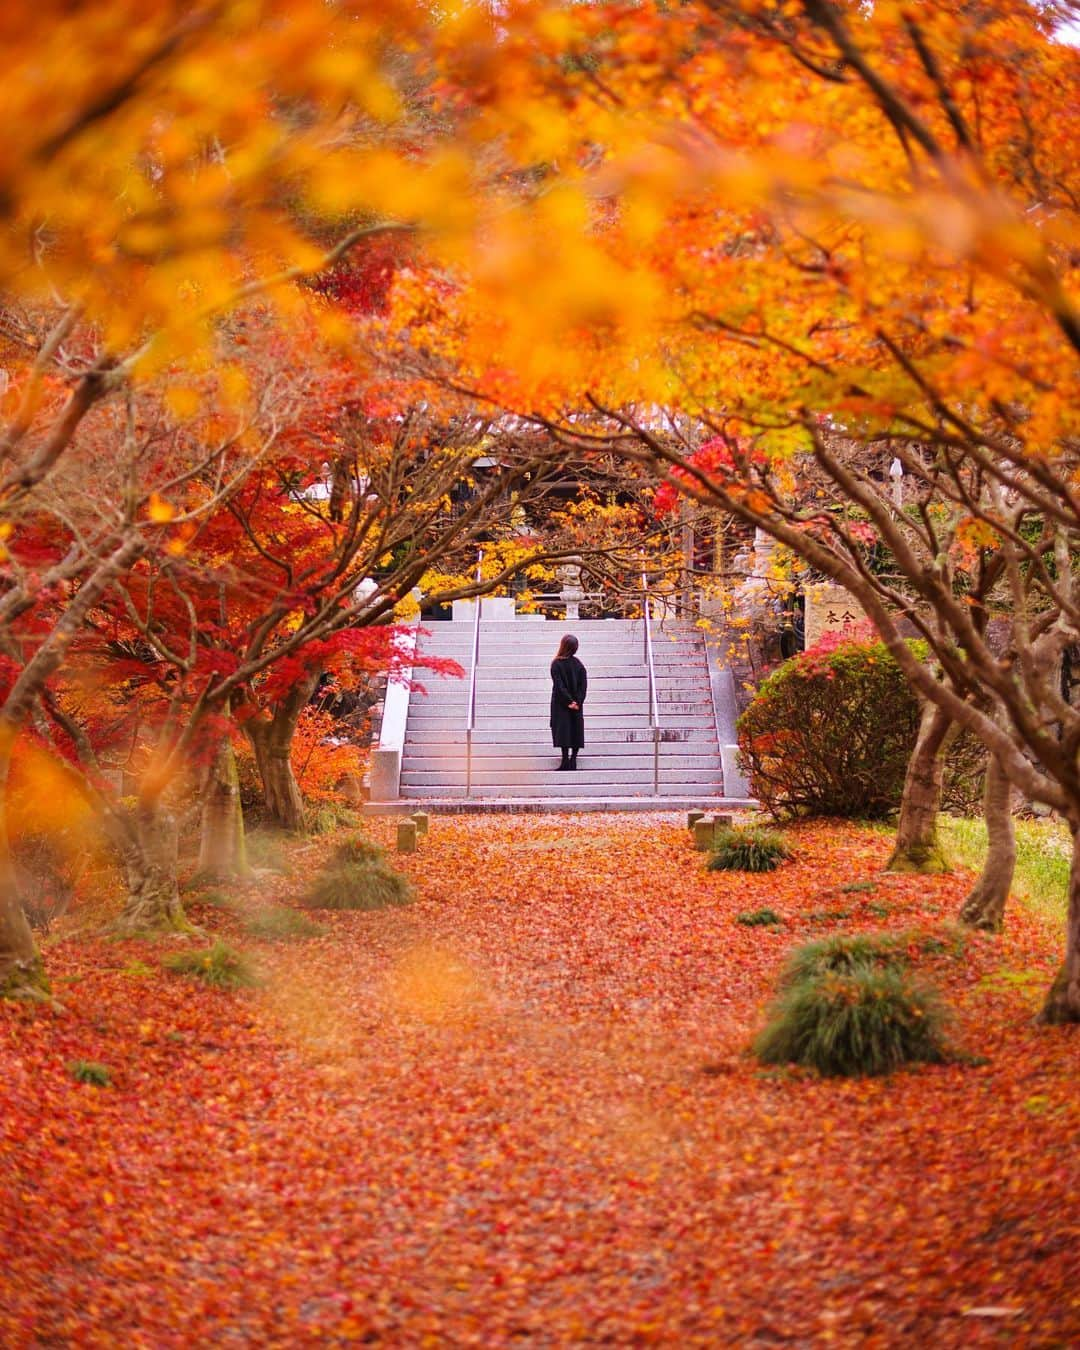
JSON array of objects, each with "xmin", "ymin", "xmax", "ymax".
[
  {"xmin": 735, "ymin": 908, "xmax": 783, "ymax": 927},
  {"xmin": 781, "ymin": 932, "xmax": 906, "ymax": 985},
  {"xmin": 242, "ymin": 906, "xmax": 327, "ymax": 941},
  {"xmin": 185, "ymin": 887, "xmax": 236, "ymax": 911},
  {"xmin": 304, "ymin": 858, "xmax": 413, "ymax": 912},
  {"xmin": 331, "ymin": 833, "xmax": 386, "ymax": 867},
  {"xmin": 707, "ymin": 826, "xmax": 793, "ymax": 873},
  {"xmin": 781, "ymin": 928, "xmax": 967, "ymax": 987},
  {"xmin": 243, "ymin": 830, "xmax": 291, "ymax": 874},
  {"xmin": 305, "ymin": 802, "xmax": 361, "ymax": 836},
  {"xmin": 120, "ymin": 959, "xmax": 155, "ymax": 979},
  {"xmin": 68, "ymin": 1060, "xmax": 112, "ymax": 1087},
  {"xmin": 162, "ymin": 941, "xmax": 260, "ymax": 990},
  {"xmin": 755, "ymin": 965, "xmax": 951, "ymax": 1077}
]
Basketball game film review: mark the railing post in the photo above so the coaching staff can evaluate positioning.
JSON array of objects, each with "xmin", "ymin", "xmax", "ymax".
[
  {"xmin": 465, "ymin": 548, "xmax": 484, "ymax": 798},
  {"xmin": 641, "ymin": 571, "xmax": 661, "ymax": 798}
]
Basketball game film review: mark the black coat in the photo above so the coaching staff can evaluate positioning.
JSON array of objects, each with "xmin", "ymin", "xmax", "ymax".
[{"xmin": 550, "ymin": 655, "xmax": 587, "ymax": 749}]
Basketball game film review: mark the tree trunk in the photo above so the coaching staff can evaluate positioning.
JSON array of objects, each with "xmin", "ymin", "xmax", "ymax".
[
  {"xmin": 886, "ymin": 701, "xmax": 953, "ymax": 873},
  {"xmin": 196, "ymin": 727, "xmax": 249, "ymax": 882},
  {"xmin": 0, "ymin": 860, "xmax": 50, "ymax": 1001},
  {"xmin": 1039, "ymin": 821, "xmax": 1080, "ymax": 1024},
  {"xmin": 245, "ymin": 670, "xmax": 320, "ymax": 832},
  {"xmin": 114, "ymin": 805, "xmax": 193, "ymax": 936},
  {"xmin": 0, "ymin": 733, "xmax": 51, "ymax": 1002},
  {"xmin": 959, "ymin": 753, "xmax": 1016, "ymax": 932}
]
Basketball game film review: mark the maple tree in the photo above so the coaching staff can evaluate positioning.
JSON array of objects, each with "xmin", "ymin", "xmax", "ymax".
[
  {"xmin": 0, "ymin": 0, "xmax": 532, "ymax": 996},
  {"xmin": 386, "ymin": 0, "xmax": 1080, "ymax": 1024}
]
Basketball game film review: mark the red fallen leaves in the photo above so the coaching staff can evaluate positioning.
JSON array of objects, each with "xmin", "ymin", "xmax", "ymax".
[{"xmin": 1, "ymin": 816, "xmax": 1078, "ymax": 1345}]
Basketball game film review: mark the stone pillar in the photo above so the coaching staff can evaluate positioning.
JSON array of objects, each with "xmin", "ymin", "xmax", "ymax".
[
  {"xmin": 721, "ymin": 746, "xmax": 750, "ymax": 800},
  {"xmin": 369, "ymin": 748, "xmax": 401, "ymax": 802}
]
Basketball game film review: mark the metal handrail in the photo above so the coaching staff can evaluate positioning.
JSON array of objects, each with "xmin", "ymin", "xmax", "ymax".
[
  {"xmin": 465, "ymin": 549, "xmax": 484, "ymax": 796},
  {"xmin": 641, "ymin": 572, "xmax": 660, "ymax": 795}
]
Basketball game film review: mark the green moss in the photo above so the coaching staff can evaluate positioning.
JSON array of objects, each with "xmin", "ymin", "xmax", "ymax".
[
  {"xmin": 0, "ymin": 955, "xmax": 52, "ymax": 1003},
  {"xmin": 885, "ymin": 839, "xmax": 950, "ymax": 875}
]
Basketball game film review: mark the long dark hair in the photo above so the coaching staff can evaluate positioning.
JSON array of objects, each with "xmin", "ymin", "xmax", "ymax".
[{"xmin": 555, "ymin": 634, "xmax": 579, "ymax": 660}]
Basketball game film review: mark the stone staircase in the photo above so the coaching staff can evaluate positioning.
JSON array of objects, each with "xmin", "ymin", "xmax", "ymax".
[{"xmin": 395, "ymin": 618, "xmax": 738, "ymax": 805}]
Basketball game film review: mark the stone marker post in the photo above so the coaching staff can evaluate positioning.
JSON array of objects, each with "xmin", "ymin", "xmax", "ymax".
[
  {"xmin": 688, "ymin": 810, "xmax": 705, "ymax": 829},
  {"xmin": 397, "ymin": 820, "xmax": 418, "ymax": 853},
  {"xmin": 693, "ymin": 819, "xmax": 716, "ymax": 851},
  {"xmin": 411, "ymin": 811, "xmax": 430, "ymax": 836}
]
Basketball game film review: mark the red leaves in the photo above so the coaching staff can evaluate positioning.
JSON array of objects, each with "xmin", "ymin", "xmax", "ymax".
[
  {"xmin": 654, "ymin": 436, "xmax": 768, "ymax": 515},
  {"xmin": 1, "ymin": 816, "xmax": 1076, "ymax": 1344}
]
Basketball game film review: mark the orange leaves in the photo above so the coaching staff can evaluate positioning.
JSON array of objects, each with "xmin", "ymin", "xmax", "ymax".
[
  {"xmin": 1, "ymin": 814, "xmax": 1077, "ymax": 1343},
  {"xmin": 145, "ymin": 493, "xmax": 176, "ymax": 524}
]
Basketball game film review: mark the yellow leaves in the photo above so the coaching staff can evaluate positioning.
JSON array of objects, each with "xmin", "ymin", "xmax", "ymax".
[
  {"xmin": 953, "ymin": 515, "xmax": 1001, "ymax": 570},
  {"xmin": 217, "ymin": 364, "xmax": 250, "ymax": 410},
  {"xmin": 394, "ymin": 591, "xmax": 421, "ymax": 621},
  {"xmin": 164, "ymin": 387, "xmax": 201, "ymax": 422},
  {"xmin": 146, "ymin": 493, "xmax": 176, "ymax": 524},
  {"xmin": 306, "ymin": 147, "xmax": 474, "ymax": 235},
  {"xmin": 316, "ymin": 310, "xmax": 357, "ymax": 349},
  {"xmin": 8, "ymin": 740, "xmax": 94, "ymax": 842}
]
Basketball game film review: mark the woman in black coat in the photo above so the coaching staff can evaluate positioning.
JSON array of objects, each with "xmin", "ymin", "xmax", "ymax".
[{"xmin": 550, "ymin": 634, "xmax": 587, "ymax": 770}]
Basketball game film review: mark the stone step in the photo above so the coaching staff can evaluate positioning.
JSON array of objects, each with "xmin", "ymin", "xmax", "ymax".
[
  {"xmin": 418, "ymin": 656, "xmax": 696, "ymax": 668},
  {"xmin": 416, "ymin": 637, "xmax": 703, "ymax": 649},
  {"xmin": 405, "ymin": 715, "xmax": 717, "ymax": 730},
  {"xmin": 399, "ymin": 734, "xmax": 723, "ymax": 756},
  {"xmin": 415, "ymin": 649, "xmax": 704, "ymax": 660},
  {"xmin": 408, "ymin": 701, "xmax": 712, "ymax": 717},
  {"xmin": 411, "ymin": 683, "xmax": 713, "ymax": 697},
  {"xmin": 402, "ymin": 734, "xmax": 718, "ymax": 745},
  {"xmin": 399, "ymin": 769, "xmax": 724, "ymax": 788},
  {"xmin": 397, "ymin": 781, "xmax": 724, "ymax": 798},
  {"xmin": 462, "ymin": 666, "xmax": 709, "ymax": 678},
  {"xmin": 395, "ymin": 619, "xmax": 726, "ymax": 805},
  {"xmin": 400, "ymin": 751, "xmax": 723, "ymax": 770},
  {"xmin": 370, "ymin": 795, "xmax": 753, "ymax": 814}
]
